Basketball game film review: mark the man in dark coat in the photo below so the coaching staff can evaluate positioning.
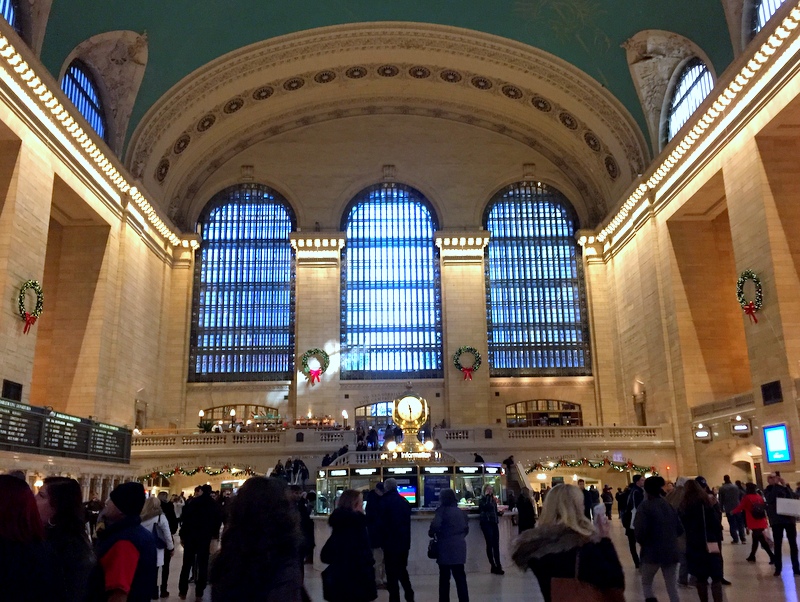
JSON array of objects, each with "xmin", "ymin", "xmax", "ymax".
[
  {"xmin": 178, "ymin": 484, "xmax": 223, "ymax": 600},
  {"xmin": 89, "ymin": 482, "xmax": 156, "ymax": 602},
  {"xmin": 157, "ymin": 490, "xmax": 178, "ymax": 598},
  {"xmin": 365, "ymin": 482, "xmax": 386, "ymax": 587},
  {"xmin": 290, "ymin": 484, "xmax": 315, "ymax": 573},
  {"xmin": 577, "ymin": 479, "xmax": 593, "ymax": 519},
  {"xmin": 623, "ymin": 475, "xmax": 645, "ymax": 568},
  {"xmin": 764, "ymin": 473, "xmax": 800, "ymax": 576},
  {"xmin": 380, "ymin": 478, "xmax": 414, "ymax": 602}
]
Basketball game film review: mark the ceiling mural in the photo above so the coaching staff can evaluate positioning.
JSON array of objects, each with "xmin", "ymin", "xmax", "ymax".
[{"xmin": 41, "ymin": 1, "xmax": 734, "ymax": 147}]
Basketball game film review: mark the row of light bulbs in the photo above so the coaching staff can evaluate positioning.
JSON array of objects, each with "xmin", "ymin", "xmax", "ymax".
[
  {"xmin": 590, "ymin": 4, "xmax": 800, "ymax": 248},
  {"xmin": 0, "ymin": 34, "xmax": 198, "ymax": 250}
]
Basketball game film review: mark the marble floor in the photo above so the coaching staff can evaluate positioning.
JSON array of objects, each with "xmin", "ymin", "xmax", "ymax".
[{"xmin": 163, "ymin": 521, "xmax": 799, "ymax": 601}]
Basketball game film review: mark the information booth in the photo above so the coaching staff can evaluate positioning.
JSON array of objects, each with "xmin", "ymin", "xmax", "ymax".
[{"xmin": 315, "ymin": 452, "xmax": 506, "ymax": 513}]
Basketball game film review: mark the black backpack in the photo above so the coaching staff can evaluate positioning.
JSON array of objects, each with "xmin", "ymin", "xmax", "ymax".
[{"xmin": 750, "ymin": 501, "xmax": 767, "ymax": 520}]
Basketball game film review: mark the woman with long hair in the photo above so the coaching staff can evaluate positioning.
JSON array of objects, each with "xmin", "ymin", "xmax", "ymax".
[
  {"xmin": 429, "ymin": 488, "xmax": 469, "ymax": 602},
  {"xmin": 0, "ymin": 474, "xmax": 59, "ymax": 601},
  {"xmin": 210, "ymin": 477, "xmax": 309, "ymax": 601},
  {"xmin": 512, "ymin": 484, "xmax": 625, "ymax": 602},
  {"xmin": 36, "ymin": 476, "xmax": 95, "ymax": 602},
  {"xmin": 140, "ymin": 494, "xmax": 174, "ymax": 599},
  {"xmin": 679, "ymin": 480, "xmax": 725, "ymax": 602},
  {"xmin": 320, "ymin": 489, "xmax": 377, "ymax": 602}
]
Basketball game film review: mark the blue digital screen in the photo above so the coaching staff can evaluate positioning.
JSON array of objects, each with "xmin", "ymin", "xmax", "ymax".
[
  {"xmin": 398, "ymin": 485, "xmax": 417, "ymax": 505},
  {"xmin": 764, "ymin": 424, "xmax": 791, "ymax": 463}
]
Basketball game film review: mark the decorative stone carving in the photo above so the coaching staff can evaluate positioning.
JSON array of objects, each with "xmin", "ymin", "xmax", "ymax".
[
  {"xmin": 720, "ymin": 0, "xmax": 748, "ymax": 57},
  {"xmin": 622, "ymin": 30, "xmax": 716, "ymax": 155},
  {"xmin": 22, "ymin": 0, "xmax": 53, "ymax": 56},
  {"xmin": 63, "ymin": 31, "xmax": 148, "ymax": 157}
]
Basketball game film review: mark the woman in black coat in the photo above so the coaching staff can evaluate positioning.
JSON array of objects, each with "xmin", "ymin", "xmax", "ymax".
[
  {"xmin": 321, "ymin": 489, "xmax": 377, "ymax": 602},
  {"xmin": 429, "ymin": 488, "xmax": 469, "ymax": 602},
  {"xmin": 679, "ymin": 480, "xmax": 724, "ymax": 602},
  {"xmin": 516, "ymin": 489, "xmax": 537, "ymax": 533}
]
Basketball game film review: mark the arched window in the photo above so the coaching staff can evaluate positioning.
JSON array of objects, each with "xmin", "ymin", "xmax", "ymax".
[
  {"xmin": 189, "ymin": 184, "xmax": 296, "ymax": 382},
  {"xmin": 754, "ymin": 0, "xmax": 787, "ymax": 33},
  {"xmin": 666, "ymin": 58, "xmax": 714, "ymax": 144},
  {"xmin": 340, "ymin": 183, "xmax": 442, "ymax": 379},
  {"xmin": 60, "ymin": 60, "xmax": 107, "ymax": 140},
  {"xmin": 0, "ymin": 0, "xmax": 19, "ymax": 33},
  {"xmin": 484, "ymin": 182, "xmax": 590, "ymax": 376}
]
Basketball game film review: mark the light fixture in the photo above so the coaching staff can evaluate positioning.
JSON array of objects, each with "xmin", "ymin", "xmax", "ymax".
[
  {"xmin": 697, "ymin": 423, "xmax": 703, "ymax": 429},
  {"xmin": 198, "ymin": 410, "xmax": 204, "ymax": 418},
  {"xmin": 342, "ymin": 410, "xmax": 348, "ymax": 420},
  {"xmin": 424, "ymin": 440, "xmax": 434, "ymax": 451},
  {"xmin": 735, "ymin": 415, "xmax": 742, "ymax": 421},
  {"xmin": 230, "ymin": 408, "xmax": 236, "ymax": 417},
  {"xmin": 34, "ymin": 477, "xmax": 43, "ymax": 488},
  {"xmin": 386, "ymin": 441, "xmax": 397, "ymax": 452},
  {"xmin": 536, "ymin": 473, "xmax": 547, "ymax": 481},
  {"xmin": 307, "ymin": 410, "xmax": 312, "ymax": 419}
]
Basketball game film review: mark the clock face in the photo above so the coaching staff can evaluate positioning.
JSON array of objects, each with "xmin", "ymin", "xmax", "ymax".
[{"xmin": 396, "ymin": 395, "xmax": 424, "ymax": 422}]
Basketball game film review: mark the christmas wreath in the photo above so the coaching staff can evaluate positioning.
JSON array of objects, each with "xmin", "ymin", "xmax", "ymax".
[
  {"xmin": 453, "ymin": 346, "xmax": 481, "ymax": 381},
  {"xmin": 736, "ymin": 270, "xmax": 762, "ymax": 323},
  {"xmin": 301, "ymin": 348, "xmax": 330, "ymax": 383},
  {"xmin": 18, "ymin": 280, "xmax": 44, "ymax": 334}
]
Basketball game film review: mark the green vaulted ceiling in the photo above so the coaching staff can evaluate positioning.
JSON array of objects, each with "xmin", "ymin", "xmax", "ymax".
[{"xmin": 41, "ymin": 0, "xmax": 734, "ymax": 149}]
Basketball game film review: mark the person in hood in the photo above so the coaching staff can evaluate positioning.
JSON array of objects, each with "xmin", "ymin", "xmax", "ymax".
[
  {"xmin": 512, "ymin": 484, "xmax": 625, "ymax": 602},
  {"xmin": 320, "ymin": 489, "xmax": 377, "ymax": 602}
]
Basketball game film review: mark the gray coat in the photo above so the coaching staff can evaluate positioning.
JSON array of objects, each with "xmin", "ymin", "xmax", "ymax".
[
  {"xmin": 634, "ymin": 496, "xmax": 683, "ymax": 565},
  {"xmin": 429, "ymin": 505, "xmax": 469, "ymax": 565}
]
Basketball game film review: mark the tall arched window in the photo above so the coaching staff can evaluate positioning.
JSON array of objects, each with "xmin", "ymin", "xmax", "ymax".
[
  {"xmin": 340, "ymin": 183, "xmax": 442, "ymax": 379},
  {"xmin": 60, "ymin": 60, "xmax": 107, "ymax": 140},
  {"xmin": 189, "ymin": 184, "xmax": 296, "ymax": 382},
  {"xmin": 754, "ymin": 0, "xmax": 787, "ymax": 33},
  {"xmin": 666, "ymin": 58, "xmax": 714, "ymax": 144},
  {"xmin": 484, "ymin": 182, "xmax": 590, "ymax": 376},
  {"xmin": 0, "ymin": 0, "xmax": 19, "ymax": 33}
]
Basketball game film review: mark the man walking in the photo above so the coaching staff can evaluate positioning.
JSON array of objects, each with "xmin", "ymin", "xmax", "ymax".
[
  {"xmin": 718, "ymin": 475, "xmax": 745, "ymax": 544},
  {"xmin": 623, "ymin": 475, "xmax": 645, "ymax": 568},
  {"xmin": 380, "ymin": 478, "xmax": 415, "ymax": 602},
  {"xmin": 765, "ymin": 473, "xmax": 800, "ymax": 576},
  {"xmin": 366, "ymin": 482, "xmax": 386, "ymax": 588},
  {"xmin": 178, "ymin": 484, "xmax": 223, "ymax": 601}
]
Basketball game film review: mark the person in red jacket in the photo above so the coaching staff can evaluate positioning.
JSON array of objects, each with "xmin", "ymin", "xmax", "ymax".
[{"xmin": 732, "ymin": 483, "xmax": 775, "ymax": 565}]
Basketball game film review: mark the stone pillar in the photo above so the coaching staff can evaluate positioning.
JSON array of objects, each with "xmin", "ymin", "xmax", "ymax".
[
  {"xmin": 436, "ymin": 231, "xmax": 491, "ymax": 425},
  {"xmin": 723, "ymin": 136, "xmax": 800, "ymax": 473},
  {"xmin": 290, "ymin": 234, "xmax": 345, "ymax": 422}
]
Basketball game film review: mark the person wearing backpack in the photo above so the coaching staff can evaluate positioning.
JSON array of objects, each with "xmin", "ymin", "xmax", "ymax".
[
  {"xmin": 732, "ymin": 482, "xmax": 775, "ymax": 565},
  {"xmin": 141, "ymin": 495, "xmax": 174, "ymax": 599},
  {"xmin": 764, "ymin": 474, "xmax": 800, "ymax": 576}
]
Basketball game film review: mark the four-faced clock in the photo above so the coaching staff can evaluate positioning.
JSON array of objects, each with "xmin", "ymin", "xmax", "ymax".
[{"xmin": 392, "ymin": 394, "xmax": 428, "ymax": 429}]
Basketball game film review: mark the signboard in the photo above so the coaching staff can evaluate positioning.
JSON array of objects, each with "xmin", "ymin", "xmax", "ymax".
[
  {"xmin": 329, "ymin": 469, "xmax": 349, "ymax": 477},
  {"xmin": 0, "ymin": 398, "xmax": 131, "ymax": 463},
  {"xmin": 484, "ymin": 464, "xmax": 503, "ymax": 475},
  {"xmin": 764, "ymin": 424, "xmax": 791, "ymax": 463},
  {"xmin": 383, "ymin": 465, "xmax": 418, "ymax": 476},
  {"xmin": 351, "ymin": 467, "xmax": 380, "ymax": 476},
  {"xmin": 423, "ymin": 474, "xmax": 451, "ymax": 507},
  {"xmin": 455, "ymin": 465, "xmax": 483, "ymax": 475},
  {"xmin": 422, "ymin": 465, "xmax": 453, "ymax": 474}
]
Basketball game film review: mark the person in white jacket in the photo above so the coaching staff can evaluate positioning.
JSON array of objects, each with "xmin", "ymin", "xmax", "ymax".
[{"xmin": 140, "ymin": 495, "xmax": 175, "ymax": 599}]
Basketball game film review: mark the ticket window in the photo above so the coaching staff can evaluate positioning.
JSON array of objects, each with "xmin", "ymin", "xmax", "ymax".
[
  {"xmin": 454, "ymin": 474, "xmax": 483, "ymax": 507},
  {"xmin": 422, "ymin": 474, "xmax": 452, "ymax": 508},
  {"xmin": 483, "ymin": 474, "xmax": 504, "ymax": 500},
  {"xmin": 317, "ymin": 469, "xmax": 350, "ymax": 514}
]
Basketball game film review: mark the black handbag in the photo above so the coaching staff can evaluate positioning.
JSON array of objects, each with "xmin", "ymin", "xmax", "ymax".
[{"xmin": 427, "ymin": 536, "xmax": 439, "ymax": 559}]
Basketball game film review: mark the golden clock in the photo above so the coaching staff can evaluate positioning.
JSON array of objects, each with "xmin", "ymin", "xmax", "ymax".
[{"xmin": 392, "ymin": 394, "xmax": 428, "ymax": 429}]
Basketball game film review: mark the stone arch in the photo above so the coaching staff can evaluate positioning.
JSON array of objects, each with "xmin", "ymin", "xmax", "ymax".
[
  {"xmin": 60, "ymin": 30, "xmax": 148, "ymax": 155},
  {"xmin": 127, "ymin": 23, "xmax": 649, "ymax": 231},
  {"xmin": 623, "ymin": 30, "xmax": 717, "ymax": 155}
]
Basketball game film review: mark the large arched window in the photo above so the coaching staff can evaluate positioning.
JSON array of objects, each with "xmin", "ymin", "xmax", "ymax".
[
  {"xmin": 0, "ymin": 0, "xmax": 19, "ymax": 33},
  {"xmin": 484, "ymin": 182, "xmax": 590, "ymax": 376},
  {"xmin": 754, "ymin": 0, "xmax": 787, "ymax": 33},
  {"xmin": 60, "ymin": 60, "xmax": 107, "ymax": 140},
  {"xmin": 665, "ymin": 58, "xmax": 714, "ymax": 144},
  {"xmin": 189, "ymin": 184, "xmax": 296, "ymax": 382},
  {"xmin": 340, "ymin": 183, "xmax": 442, "ymax": 379}
]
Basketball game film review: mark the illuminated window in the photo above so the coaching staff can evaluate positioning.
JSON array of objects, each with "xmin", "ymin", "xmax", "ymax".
[
  {"xmin": 484, "ymin": 182, "xmax": 590, "ymax": 376},
  {"xmin": 754, "ymin": 0, "xmax": 787, "ymax": 32},
  {"xmin": 340, "ymin": 183, "xmax": 443, "ymax": 379},
  {"xmin": 0, "ymin": 0, "xmax": 19, "ymax": 33},
  {"xmin": 666, "ymin": 58, "xmax": 714, "ymax": 143},
  {"xmin": 189, "ymin": 184, "xmax": 295, "ymax": 382},
  {"xmin": 60, "ymin": 60, "xmax": 107, "ymax": 140},
  {"xmin": 506, "ymin": 400, "xmax": 583, "ymax": 427}
]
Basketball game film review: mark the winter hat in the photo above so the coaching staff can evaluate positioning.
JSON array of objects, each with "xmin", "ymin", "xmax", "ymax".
[
  {"xmin": 109, "ymin": 482, "xmax": 146, "ymax": 517},
  {"xmin": 643, "ymin": 476, "xmax": 665, "ymax": 496}
]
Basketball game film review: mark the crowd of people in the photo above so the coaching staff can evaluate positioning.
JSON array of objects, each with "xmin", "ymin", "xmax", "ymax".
[{"xmin": 2, "ymin": 468, "xmax": 798, "ymax": 602}]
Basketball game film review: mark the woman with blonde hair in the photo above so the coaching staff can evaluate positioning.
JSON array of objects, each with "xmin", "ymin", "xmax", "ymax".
[
  {"xmin": 512, "ymin": 484, "xmax": 625, "ymax": 602},
  {"xmin": 140, "ymin": 494, "xmax": 174, "ymax": 599}
]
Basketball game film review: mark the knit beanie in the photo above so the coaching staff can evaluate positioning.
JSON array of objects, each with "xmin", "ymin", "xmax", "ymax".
[{"xmin": 109, "ymin": 482, "xmax": 146, "ymax": 517}]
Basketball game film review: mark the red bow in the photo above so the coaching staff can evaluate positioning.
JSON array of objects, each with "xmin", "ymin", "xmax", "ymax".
[
  {"xmin": 22, "ymin": 312, "xmax": 37, "ymax": 334},
  {"xmin": 461, "ymin": 367, "xmax": 474, "ymax": 381},
  {"xmin": 308, "ymin": 368, "xmax": 322, "ymax": 383},
  {"xmin": 743, "ymin": 301, "xmax": 758, "ymax": 323}
]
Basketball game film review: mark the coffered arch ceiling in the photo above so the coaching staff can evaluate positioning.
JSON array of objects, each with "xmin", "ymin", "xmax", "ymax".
[{"xmin": 125, "ymin": 23, "xmax": 652, "ymax": 229}]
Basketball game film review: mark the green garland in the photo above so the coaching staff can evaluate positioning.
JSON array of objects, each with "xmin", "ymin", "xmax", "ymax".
[
  {"xmin": 453, "ymin": 346, "xmax": 481, "ymax": 372},
  {"xmin": 18, "ymin": 279, "xmax": 44, "ymax": 320},
  {"xmin": 142, "ymin": 464, "xmax": 256, "ymax": 481},
  {"xmin": 301, "ymin": 348, "xmax": 330, "ymax": 375},
  {"xmin": 525, "ymin": 457, "xmax": 658, "ymax": 476},
  {"xmin": 736, "ymin": 270, "xmax": 762, "ymax": 311}
]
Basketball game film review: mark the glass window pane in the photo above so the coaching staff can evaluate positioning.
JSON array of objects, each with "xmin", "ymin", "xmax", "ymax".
[
  {"xmin": 667, "ymin": 58, "xmax": 714, "ymax": 143},
  {"xmin": 340, "ymin": 183, "xmax": 443, "ymax": 380},
  {"xmin": 484, "ymin": 182, "xmax": 591, "ymax": 377},
  {"xmin": 755, "ymin": 0, "xmax": 787, "ymax": 32},
  {"xmin": 189, "ymin": 184, "xmax": 295, "ymax": 382},
  {"xmin": 0, "ymin": 0, "xmax": 19, "ymax": 32},
  {"xmin": 59, "ymin": 61, "xmax": 107, "ymax": 140}
]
